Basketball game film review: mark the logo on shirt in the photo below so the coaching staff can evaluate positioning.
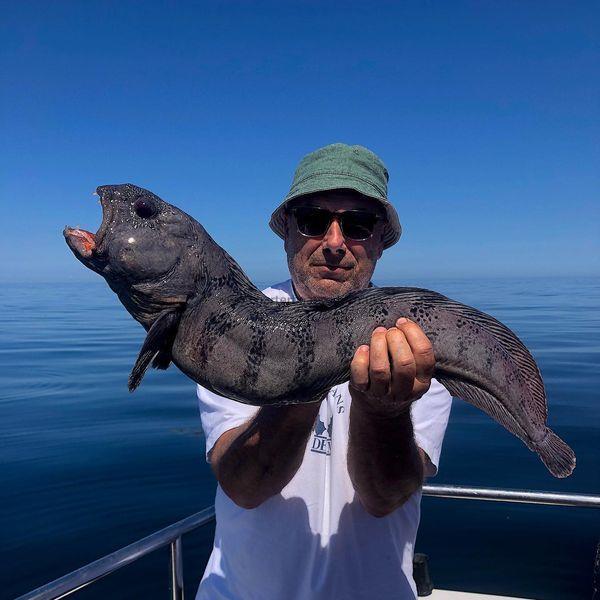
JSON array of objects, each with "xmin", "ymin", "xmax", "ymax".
[
  {"xmin": 311, "ymin": 413, "xmax": 333, "ymax": 455},
  {"xmin": 310, "ymin": 387, "xmax": 343, "ymax": 456}
]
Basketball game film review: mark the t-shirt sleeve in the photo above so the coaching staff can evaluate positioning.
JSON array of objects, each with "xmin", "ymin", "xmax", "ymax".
[
  {"xmin": 411, "ymin": 378, "xmax": 452, "ymax": 476},
  {"xmin": 197, "ymin": 384, "xmax": 259, "ymax": 462}
]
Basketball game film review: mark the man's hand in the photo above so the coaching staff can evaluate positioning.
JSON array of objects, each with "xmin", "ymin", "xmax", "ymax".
[{"xmin": 349, "ymin": 317, "xmax": 435, "ymax": 416}]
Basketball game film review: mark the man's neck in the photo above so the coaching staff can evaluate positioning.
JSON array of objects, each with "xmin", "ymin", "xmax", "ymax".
[{"xmin": 290, "ymin": 279, "xmax": 374, "ymax": 302}]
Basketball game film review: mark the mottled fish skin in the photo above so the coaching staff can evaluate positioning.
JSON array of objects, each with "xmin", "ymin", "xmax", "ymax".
[{"xmin": 64, "ymin": 184, "xmax": 576, "ymax": 478}]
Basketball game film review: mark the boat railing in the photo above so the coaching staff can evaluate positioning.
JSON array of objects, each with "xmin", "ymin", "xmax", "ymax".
[{"xmin": 15, "ymin": 484, "xmax": 600, "ymax": 600}]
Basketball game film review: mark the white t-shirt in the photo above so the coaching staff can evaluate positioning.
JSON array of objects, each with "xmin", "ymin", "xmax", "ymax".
[{"xmin": 196, "ymin": 280, "xmax": 452, "ymax": 600}]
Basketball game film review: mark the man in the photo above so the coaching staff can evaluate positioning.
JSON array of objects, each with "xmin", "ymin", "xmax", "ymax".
[{"xmin": 196, "ymin": 144, "xmax": 452, "ymax": 599}]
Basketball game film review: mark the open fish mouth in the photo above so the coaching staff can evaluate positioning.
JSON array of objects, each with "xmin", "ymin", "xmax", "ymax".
[
  {"xmin": 63, "ymin": 187, "xmax": 114, "ymax": 261},
  {"xmin": 63, "ymin": 227, "xmax": 97, "ymax": 257}
]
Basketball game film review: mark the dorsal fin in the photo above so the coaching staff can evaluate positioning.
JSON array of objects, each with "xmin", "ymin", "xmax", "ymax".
[{"xmin": 128, "ymin": 309, "xmax": 182, "ymax": 392}]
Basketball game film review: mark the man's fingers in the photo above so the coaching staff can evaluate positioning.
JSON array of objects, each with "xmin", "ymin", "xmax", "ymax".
[
  {"xmin": 368, "ymin": 327, "xmax": 390, "ymax": 396},
  {"xmin": 350, "ymin": 345, "xmax": 370, "ymax": 391},
  {"xmin": 386, "ymin": 327, "xmax": 416, "ymax": 399},
  {"xmin": 351, "ymin": 321, "xmax": 434, "ymax": 404},
  {"xmin": 396, "ymin": 318, "xmax": 435, "ymax": 393}
]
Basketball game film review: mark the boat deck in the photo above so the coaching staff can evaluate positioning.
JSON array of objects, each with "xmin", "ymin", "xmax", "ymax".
[{"xmin": 431, "ymin": 591, "xmax": 531, "ymax": 600}]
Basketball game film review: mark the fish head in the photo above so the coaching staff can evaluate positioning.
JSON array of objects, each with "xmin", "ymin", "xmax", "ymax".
[{"xmin": 64, "ymin": 183, "xmax": 202, "ymax": 326}]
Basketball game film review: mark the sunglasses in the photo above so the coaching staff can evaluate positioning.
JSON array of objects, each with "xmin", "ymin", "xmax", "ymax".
[{"xmin": 288, "ymin": 206, "xmax": 383, "ymax": 241}]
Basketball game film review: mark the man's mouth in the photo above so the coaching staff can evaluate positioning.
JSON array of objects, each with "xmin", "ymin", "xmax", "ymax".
[
  {"xmin": 63, "ymin": 187, "xmax": 113, "ymax": 259},
  {"xmin": 312, "ymin": 263, "xmax": 352, "ymax": 271},
  {"xmin": 311, "ymin": 263, "xmax": 354, "ymax": 281}
]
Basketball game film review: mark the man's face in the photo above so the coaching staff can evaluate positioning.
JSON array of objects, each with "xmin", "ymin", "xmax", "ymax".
[{"xmin": 284, "ymin": 191, "xmax": 386, "ymax": 301}]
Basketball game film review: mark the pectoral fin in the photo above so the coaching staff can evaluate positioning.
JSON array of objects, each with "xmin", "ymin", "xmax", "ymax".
[{"xmin": 128, "ymin": 310, "xmax": 181, "ymax": 392}]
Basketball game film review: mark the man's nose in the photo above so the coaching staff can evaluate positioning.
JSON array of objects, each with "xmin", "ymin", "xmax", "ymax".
[{"xmin": 322, "ymin": 219, "xmax": 346, "ymax": 254}]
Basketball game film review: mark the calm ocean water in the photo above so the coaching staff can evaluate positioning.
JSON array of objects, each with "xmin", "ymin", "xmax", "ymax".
[{"xmin": 1, "ymin": 277, "xmax": 598, "ymax": 599}]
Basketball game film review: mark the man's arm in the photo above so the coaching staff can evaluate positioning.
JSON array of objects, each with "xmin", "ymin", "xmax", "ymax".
[
  {"xmin": 209, "ymin": 402, "xmax": 321, "ymax": 509},
  {"xmin": 347, "ymin": 318, "xmax": 435, "ymax": 517}
]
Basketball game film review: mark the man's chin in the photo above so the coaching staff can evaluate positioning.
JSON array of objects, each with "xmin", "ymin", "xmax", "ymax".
[{"xmin": 302, "ymin": 275, "xmax": 357, "ymax": 300}]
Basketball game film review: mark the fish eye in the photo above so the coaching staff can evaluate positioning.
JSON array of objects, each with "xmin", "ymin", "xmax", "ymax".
[{"xmin": 133, "ymin": 197, "xmax": 158, "ymax": 219}]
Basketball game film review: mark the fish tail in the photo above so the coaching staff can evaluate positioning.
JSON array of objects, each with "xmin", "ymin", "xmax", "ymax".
[{"xmin": 534, "ymin": 429, "xmax": 576, "ymax": 478}]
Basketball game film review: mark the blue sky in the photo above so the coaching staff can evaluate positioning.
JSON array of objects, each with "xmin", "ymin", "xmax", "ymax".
[{"xmin": 1, "ymin": 1, "xmax": 598, "ymax": 283}]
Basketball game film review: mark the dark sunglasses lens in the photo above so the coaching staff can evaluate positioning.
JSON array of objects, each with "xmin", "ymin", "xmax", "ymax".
[
  {"xmin": 294, "ymin": 207, "xmax": 331, "ymax": 237},
  {"xmin": 341, "ymin": 212, "xmax": 377, "ymax": 240}
]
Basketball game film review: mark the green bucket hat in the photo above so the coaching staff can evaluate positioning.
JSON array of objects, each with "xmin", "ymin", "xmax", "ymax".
[{"xmin": 269, "ymin": 143, "xmax": 402, "ymax": 249}]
